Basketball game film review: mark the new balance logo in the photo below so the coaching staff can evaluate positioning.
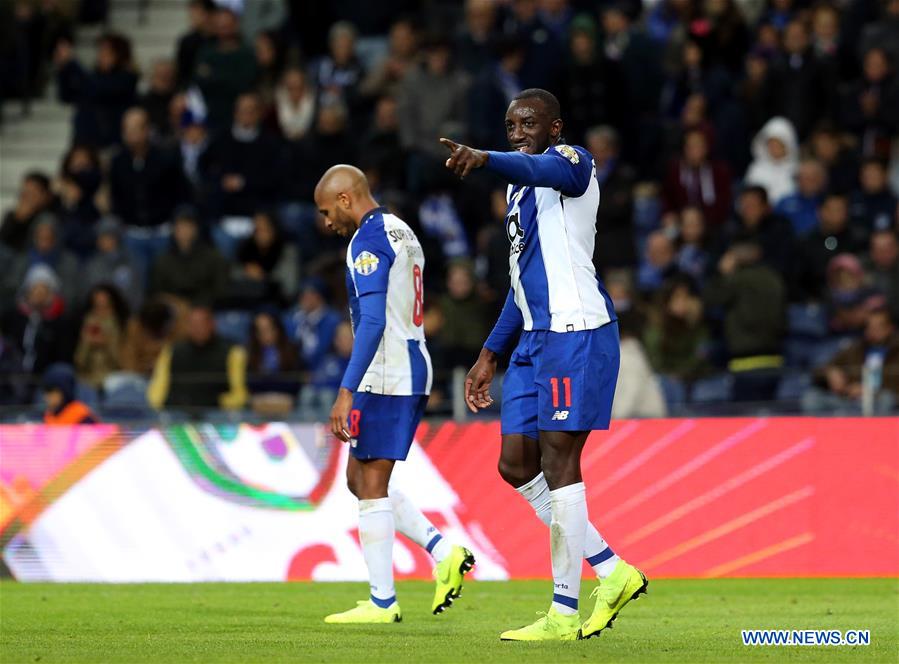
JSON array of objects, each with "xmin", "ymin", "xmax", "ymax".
[{"xmin": 551, "ymin": 410, "xmax": 570, "ymax": 421}]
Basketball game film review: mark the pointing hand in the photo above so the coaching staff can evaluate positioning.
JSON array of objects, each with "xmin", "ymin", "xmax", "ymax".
[{"xmin": 440, "ymin": 138, "xmax": 488, "ymax": 179}]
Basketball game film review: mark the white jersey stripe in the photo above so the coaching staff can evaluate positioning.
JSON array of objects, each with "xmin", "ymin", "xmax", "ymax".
[
  {"xmin": 535, "ymin": 188, "xmax": 583, "ymax": 327},
  {"xmin": 420, "ymin": 339, "xmax": 433, "ymax": 394},
  {"xmin": 511, "ymin": 261, "xmax": 534, "ymax": 329}
]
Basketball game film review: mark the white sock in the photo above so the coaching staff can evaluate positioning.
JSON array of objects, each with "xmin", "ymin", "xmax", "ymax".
[
  {"xmin": 389, "ymin": 488, "xmax": 451, "ymax": 562},
  {"xmin": 358, "ymin": 498, "xmax": 396, "ymax": 607},
  {"xmin": 516, "ymin": 473, "xmax": 620, "ymax": 578},
  {"xmin": 549, "ymin": 482, "xmax": 588, "ymax": 616}
]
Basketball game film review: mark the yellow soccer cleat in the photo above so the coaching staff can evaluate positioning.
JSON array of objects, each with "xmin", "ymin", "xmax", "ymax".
[
  {"xmin": 578, "ymin": 560, "xmax": 648, "ymax": 640},
  {"xmin": 324, "ymin": 599, "xmax": 402, "ymax": 624},
  {"xmin": 500, "ymin": 607, "xmax": 580, "ymax": 641},
  {"xmin": 432, "ymin": 545, "xmax": 476, "ymax": 615}
]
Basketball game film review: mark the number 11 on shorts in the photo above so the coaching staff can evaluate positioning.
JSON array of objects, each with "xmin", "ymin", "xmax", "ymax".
[{"xmin": 549, "ymin": 377, "xmax": 572, "ymax": 408}]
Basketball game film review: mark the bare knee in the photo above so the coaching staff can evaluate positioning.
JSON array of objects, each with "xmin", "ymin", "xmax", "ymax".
[
  {"xmin": 346, "ymin": 465, "xmax": 359, "ymax": 498},
  {"xmin": 498, "ymin": 456, "xmax": 540, "ymax": 488},
  {"xmin": 539, "ymin": 432, "xmax": 587, "ymax": 489},
  {"xmin": 355, "ymin": 459, "xmax": 393, "ymax": 500},
  {"xmin": 498, "ymin": 434, "xmax": 542, "ymax": 488},
  {"xmin": 540, "ymin": 453, "xmax": 569, "ymax": 489}
]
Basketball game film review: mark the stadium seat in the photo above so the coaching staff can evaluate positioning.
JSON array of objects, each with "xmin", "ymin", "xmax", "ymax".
[
  {"xmin": 784, "ymin": 338, "xmax": 815, "ymax": 369},
  {"xmin": 775, "ymin": 371, "xmax": 811, "ymax": 402},
  {"xmin": 690, "ymin": 373, "xmax": 733, "ymax": 403},
  {"xmin": 104, "ymin": 381, "xmax": 147, "ymax": 407},
  {"xmin": 787, "ymin": 303, "xmax": 828, "ymax": 338},
  {"xmin": 784, "ymin": 303, "xmax": 831, "ymax": 368},
  {"xmin": 657, "ymin": 375, "xmax": 687, "ymax": 416},
  {"xmin": 74, "ymin": 383, "xmax": 101, "ymax": 410},
  {"xmin": 215, "ymin": 310, "xmax": 253, "ymax": 345},
  {"xmin": 101, "ymin": 379, "xmax": 153, "ymax": 421},
  {"xmin": 809, "ymin": 336, "xmax": 853, "ymax": 368},
  {"xmin": 98, "ymin": 404, "xmax": 154, "ymax": 421}
]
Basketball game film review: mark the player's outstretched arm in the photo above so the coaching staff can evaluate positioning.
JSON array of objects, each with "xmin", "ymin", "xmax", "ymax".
[
  {"xmin": 441, "ymin": 137, "xmax": 591, "ymax": 196},
  {"xmin": 478, "ymin": 147, "xmax": 592, "ymax": 196},
  {"xmin": 465, "ymin": 289, "xmax": 523, "ymax": 413},
  {"xmin": 331, "ymin": 291, "xmax": 387, "ymax": 442}
]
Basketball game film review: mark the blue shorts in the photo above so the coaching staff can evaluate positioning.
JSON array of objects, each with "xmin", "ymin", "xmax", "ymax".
[
  {"xmin": 348, "ymin": 392, "xmax": 428, "ymax": 461},
  {"xmin": 501, "ymin": 323, "xmax": 620, "ymax": 440}
]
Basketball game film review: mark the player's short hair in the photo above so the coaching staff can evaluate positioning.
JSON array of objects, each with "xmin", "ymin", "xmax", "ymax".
[{"xmin": 512, "ymin": 88, "xmax": 561, "ymax": 120}]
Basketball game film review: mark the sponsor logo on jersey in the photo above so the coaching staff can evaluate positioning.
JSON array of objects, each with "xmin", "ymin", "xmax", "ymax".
[
  {"xmin": 354, "ymin": 251, "xmax": 380, "ymax": 275},
  {"xmin": 555, "ymin": 144, "xmax": 580, "ymax": 164},
  {"xmin": 507, "ymin": 212, "xmax": 526, "ymax": 256},
  {"xmin": 551, "ymin": 410, "xmax": 570, "ymax": 420},
  {"xmin": 506, "ymin": 212, "xmax": 524, "ymax": 243}
]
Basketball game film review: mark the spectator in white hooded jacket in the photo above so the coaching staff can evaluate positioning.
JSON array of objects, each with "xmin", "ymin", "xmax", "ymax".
[
  {"xmin": 611, "ymin": 313, "xmax": 668, "ymax": 419},
  {"xmin": 744, "ymin": 116, "xmax": 800, "ymax": 205}
]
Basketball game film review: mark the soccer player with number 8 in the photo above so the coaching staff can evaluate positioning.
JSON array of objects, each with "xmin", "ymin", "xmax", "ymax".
[{"xmin": 313, "ymin": 165, "xmax": 475, "ymax": 625}]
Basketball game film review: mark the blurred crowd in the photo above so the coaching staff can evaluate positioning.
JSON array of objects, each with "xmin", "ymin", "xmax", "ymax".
[{"xmin": 0, "ymin": 0, "xmax": 898, "ymax": 422}]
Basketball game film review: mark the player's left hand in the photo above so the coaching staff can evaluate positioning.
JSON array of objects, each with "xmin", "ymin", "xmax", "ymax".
[
  {"xmin": 330, "ymin": 388, "xmax": 354, "ymax": 442},
  {"xmin": 440, "ymin": 138, "xmax": 488, "ymax": 179}
]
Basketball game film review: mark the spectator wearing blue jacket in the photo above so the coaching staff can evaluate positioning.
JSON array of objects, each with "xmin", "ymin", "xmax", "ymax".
[
  {"xmin": 774, "ymin": 158, "xmax": 828, "ymax": 236},
  {"xmin": 298, "ymin": 320, "xmax": 353, "ymax": 421},
  {"xmin": 284, "ymin": 277, "xmax": 342, "ymax": 371}
]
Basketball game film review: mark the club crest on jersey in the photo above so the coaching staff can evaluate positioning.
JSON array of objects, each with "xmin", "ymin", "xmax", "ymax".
[
  {"xmin": 555, "ymin": 144, "xmax": 579, "ymax": 164},
  {"xmin": 354, "ymin": 251, "xmax": 380, "ymax": 275}
]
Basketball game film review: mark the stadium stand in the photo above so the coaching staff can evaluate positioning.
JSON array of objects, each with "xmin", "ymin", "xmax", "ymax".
[{"xmin": 1, "ymin": 0, "xmax": 897, "ymax": 421}]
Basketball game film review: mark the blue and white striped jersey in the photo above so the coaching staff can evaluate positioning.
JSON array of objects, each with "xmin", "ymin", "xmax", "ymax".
[
  {"xmin": 500, "ymin": 144, "xmax": 616, "ymax": 333},
  {"xmin": 343, "ymin": 207, "xmax": 432, "ymax": 396}
]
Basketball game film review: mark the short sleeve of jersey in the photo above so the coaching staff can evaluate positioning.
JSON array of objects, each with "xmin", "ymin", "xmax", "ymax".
[
  {"xmin": 350, "ymin": 223, "xmax": 396, "ymax": 296},
  {"xmin": 548, "ymin": 144, "xmax": 593, "ymax": 198}
]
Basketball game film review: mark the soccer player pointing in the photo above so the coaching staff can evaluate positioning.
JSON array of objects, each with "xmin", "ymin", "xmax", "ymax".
[
  {"xmin": 315, "ymin": 165, "xmax": 474, "ymax": 624},
  {"xmin": 441, "ymin": 89, "xmax": 647, "ymax": 641}
]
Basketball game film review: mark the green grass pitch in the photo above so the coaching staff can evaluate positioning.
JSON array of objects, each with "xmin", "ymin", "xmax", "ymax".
[{"xmin": 1, "ymin": 579, "xmax": 896, "ymax": 663}]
